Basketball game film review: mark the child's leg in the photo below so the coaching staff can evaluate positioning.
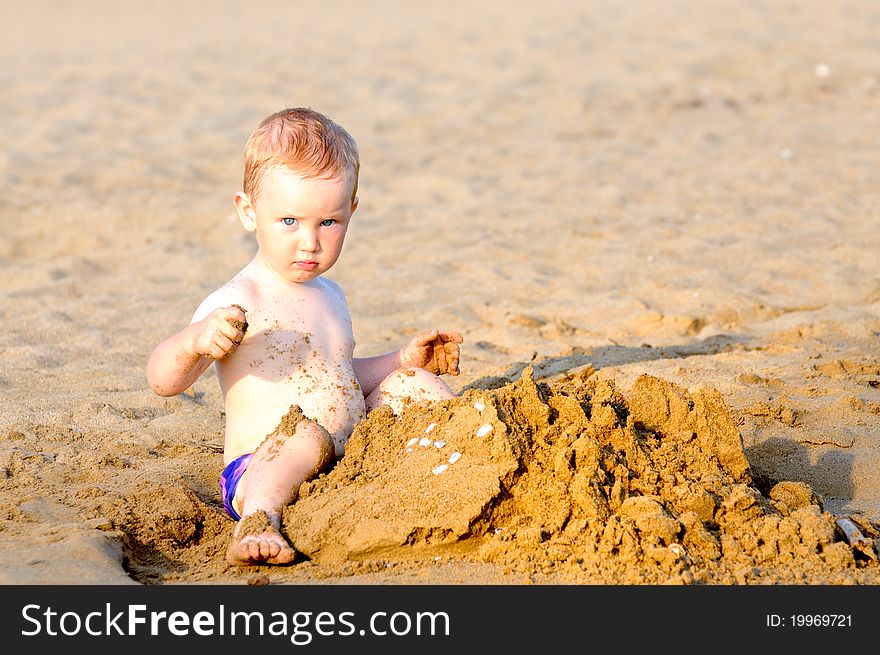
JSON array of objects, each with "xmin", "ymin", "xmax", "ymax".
[
  {"xmin": 226, "ymin": 416, "xmax": 334, "ymax": 566},
  {"xmin": 365, "ymin": 366, "xmax": 455, "ymax": 415}
]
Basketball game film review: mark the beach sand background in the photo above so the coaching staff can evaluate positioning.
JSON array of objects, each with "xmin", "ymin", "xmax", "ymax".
[{"xmin": 0, "ymin": 0, "xmax": 878, "ymax": 584}]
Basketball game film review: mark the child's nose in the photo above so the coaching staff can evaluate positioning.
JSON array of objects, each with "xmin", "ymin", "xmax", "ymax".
[{"xmin": 299, "ymin": 229, "xmax": 319, "ymax": 251}]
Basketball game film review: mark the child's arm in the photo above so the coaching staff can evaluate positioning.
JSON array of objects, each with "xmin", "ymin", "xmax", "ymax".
[
  {"xmin": 352, "ymin": 329, "xmax": 463, "ymax": 397},
  {"xmin": 146, "ymin": 305, "xmax": 247, "ymax": 396}
]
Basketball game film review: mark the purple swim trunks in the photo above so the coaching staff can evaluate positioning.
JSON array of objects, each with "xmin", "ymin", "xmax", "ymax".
[{"xmin": 220, "ymin": 453, "xmax": 253, "ymax": 521}]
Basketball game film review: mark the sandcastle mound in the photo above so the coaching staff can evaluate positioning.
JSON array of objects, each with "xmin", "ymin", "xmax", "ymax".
[{"xmin": 283, "ymin": 367, "xmax": 878, "ymax": 583}]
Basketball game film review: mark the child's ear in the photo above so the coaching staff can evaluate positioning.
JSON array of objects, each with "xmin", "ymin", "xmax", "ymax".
[
  {"xmin": 350, "ymin": 196, "xmax": 359, "ymax": 215},
  {"xmin": 233, "ymin": 192, "xmax": 257, "ymax": 232}
]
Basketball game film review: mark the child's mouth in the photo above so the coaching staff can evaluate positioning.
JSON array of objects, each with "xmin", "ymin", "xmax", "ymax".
[{"xmin": 294, "ymin": 261, "xmax": 318, "ymax": 271}]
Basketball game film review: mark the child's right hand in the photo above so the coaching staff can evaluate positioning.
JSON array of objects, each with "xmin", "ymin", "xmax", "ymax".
[{"xmin": 190, "ymin": 305, "xmax": 248, "ymax": 360}]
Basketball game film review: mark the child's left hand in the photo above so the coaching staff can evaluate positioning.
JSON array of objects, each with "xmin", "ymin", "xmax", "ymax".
[{"xmin": 400, "ymin": 329, "xmax": 463, "ymax": 376}]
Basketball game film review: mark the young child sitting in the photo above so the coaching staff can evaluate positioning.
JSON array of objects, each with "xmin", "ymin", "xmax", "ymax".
[{"xmin": 146, "ymin": 107, "xmax": 463, "ymax": 566}]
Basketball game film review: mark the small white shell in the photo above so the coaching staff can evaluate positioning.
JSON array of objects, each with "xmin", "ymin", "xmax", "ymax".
[
  {"xmin": 432, "ymin": 464, "xmax": 449, "ymax": 475},
  {"xmin": 418, "ymin": 437, "xmax": 431, "ymax": 447},
  {"xmin": 476, "ymin": 423, "xmax": 493, "ymax": 438},
  {"xmin": 668, "ymin": 544, "xmax": 687, "ymax": 558},
  {"xmin": 449, "ymin": 452, "xmax": 461, "ymax": 464},
  {"xmin": 406, "ymin": 438, "xmax": 419, "ymax": 447},
  {"xmin": 424, "ymin": 422, "xmax": 436, "ymax": 434},
  {"xmin": 474, "ymin": 401, "xmax": 485, "ymax": 412},
  {"xmin": 433, "ymin": 440, "xmax": 446, "ymax": 449}
]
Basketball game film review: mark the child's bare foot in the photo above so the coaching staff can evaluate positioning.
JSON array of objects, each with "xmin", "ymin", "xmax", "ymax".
[{"xmin": 226, "ymin": 510, "xmax": 295, "ymax": 565}]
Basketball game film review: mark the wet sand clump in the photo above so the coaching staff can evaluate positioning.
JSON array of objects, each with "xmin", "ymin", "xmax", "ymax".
[
  {"xmin": 236, "ymin": 510, "xmax": 275, "ymax": 538},
  {"xmin": 229, "ymin": 304, "xmax": 248, "ymax": 334},
  {"xmin": 275, "ymin": 404, "xmax": 306, "ymax": 436},
  {"xmin": 283, "ymin": 367, "xmax": 879, "ymax": 583}
]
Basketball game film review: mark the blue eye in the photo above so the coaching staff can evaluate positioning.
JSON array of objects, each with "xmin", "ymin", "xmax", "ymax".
[
  {"xmin": 282, "ymin": 217, "xmax": 296, "ymax": 226},
  {"xmin": 320, "ymin": 219, "xmax": 335, "ymax": 227}
]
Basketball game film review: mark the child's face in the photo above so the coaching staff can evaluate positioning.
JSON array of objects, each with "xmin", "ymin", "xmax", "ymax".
[{"xmin": 234, "ymin": 167, "xmax": 358, "ymax": 284}]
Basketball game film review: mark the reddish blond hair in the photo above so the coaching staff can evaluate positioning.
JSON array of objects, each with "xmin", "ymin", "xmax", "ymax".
[{"xmin": 242, "ymin": 107, "xmax": 359, "ymax": 202}]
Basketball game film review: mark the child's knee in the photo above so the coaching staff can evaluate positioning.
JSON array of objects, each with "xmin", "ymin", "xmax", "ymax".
[
  {"xmin": 366, "ymin": 367, "xmax": 455, "ymax": 415},
  {"xmin": 396, "ymin": 367, "xmax": 451, "ymax": 395},
  {"xmin": 295, "ymin": 418, "xmax": 336, "ymax": 472},
  {"xmin": 395, "ymin": 366, "xmax": 437, "ymax": 386}
]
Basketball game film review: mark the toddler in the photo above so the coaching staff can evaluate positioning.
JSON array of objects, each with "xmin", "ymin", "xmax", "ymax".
[{"xmin": 147, "ymin": 107, "xmax": 462, "ymax": 565}]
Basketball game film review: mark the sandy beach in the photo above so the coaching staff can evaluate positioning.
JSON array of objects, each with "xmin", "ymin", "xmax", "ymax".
[{"xmin": 1, "ymin": 0, "xmax": 879, "ymax": 585}]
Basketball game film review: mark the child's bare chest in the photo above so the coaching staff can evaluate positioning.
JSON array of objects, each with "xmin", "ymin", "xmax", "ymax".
[{"xmin": 238, "ymin": 283, "xmax": 354, "ymax": 364}]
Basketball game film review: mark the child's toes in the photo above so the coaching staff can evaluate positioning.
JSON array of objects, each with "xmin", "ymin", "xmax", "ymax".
[{"xmin": 270, "ymin": 544, "xmax": 295, "ymax": 565}]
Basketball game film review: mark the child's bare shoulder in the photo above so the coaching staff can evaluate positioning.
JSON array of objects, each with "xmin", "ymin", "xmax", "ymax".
[
  {"xmin": 320, "ymin": 276, "xmax": 347, "ymax": 301},
  {"xmin": 191, "ymin": 270, "xmax": 261, "ymax": 323}
]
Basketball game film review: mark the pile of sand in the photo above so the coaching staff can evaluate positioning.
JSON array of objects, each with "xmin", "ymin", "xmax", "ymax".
[{"xmin": 281, "ymin": 367, "xmax": 879, "ymax": 584}]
